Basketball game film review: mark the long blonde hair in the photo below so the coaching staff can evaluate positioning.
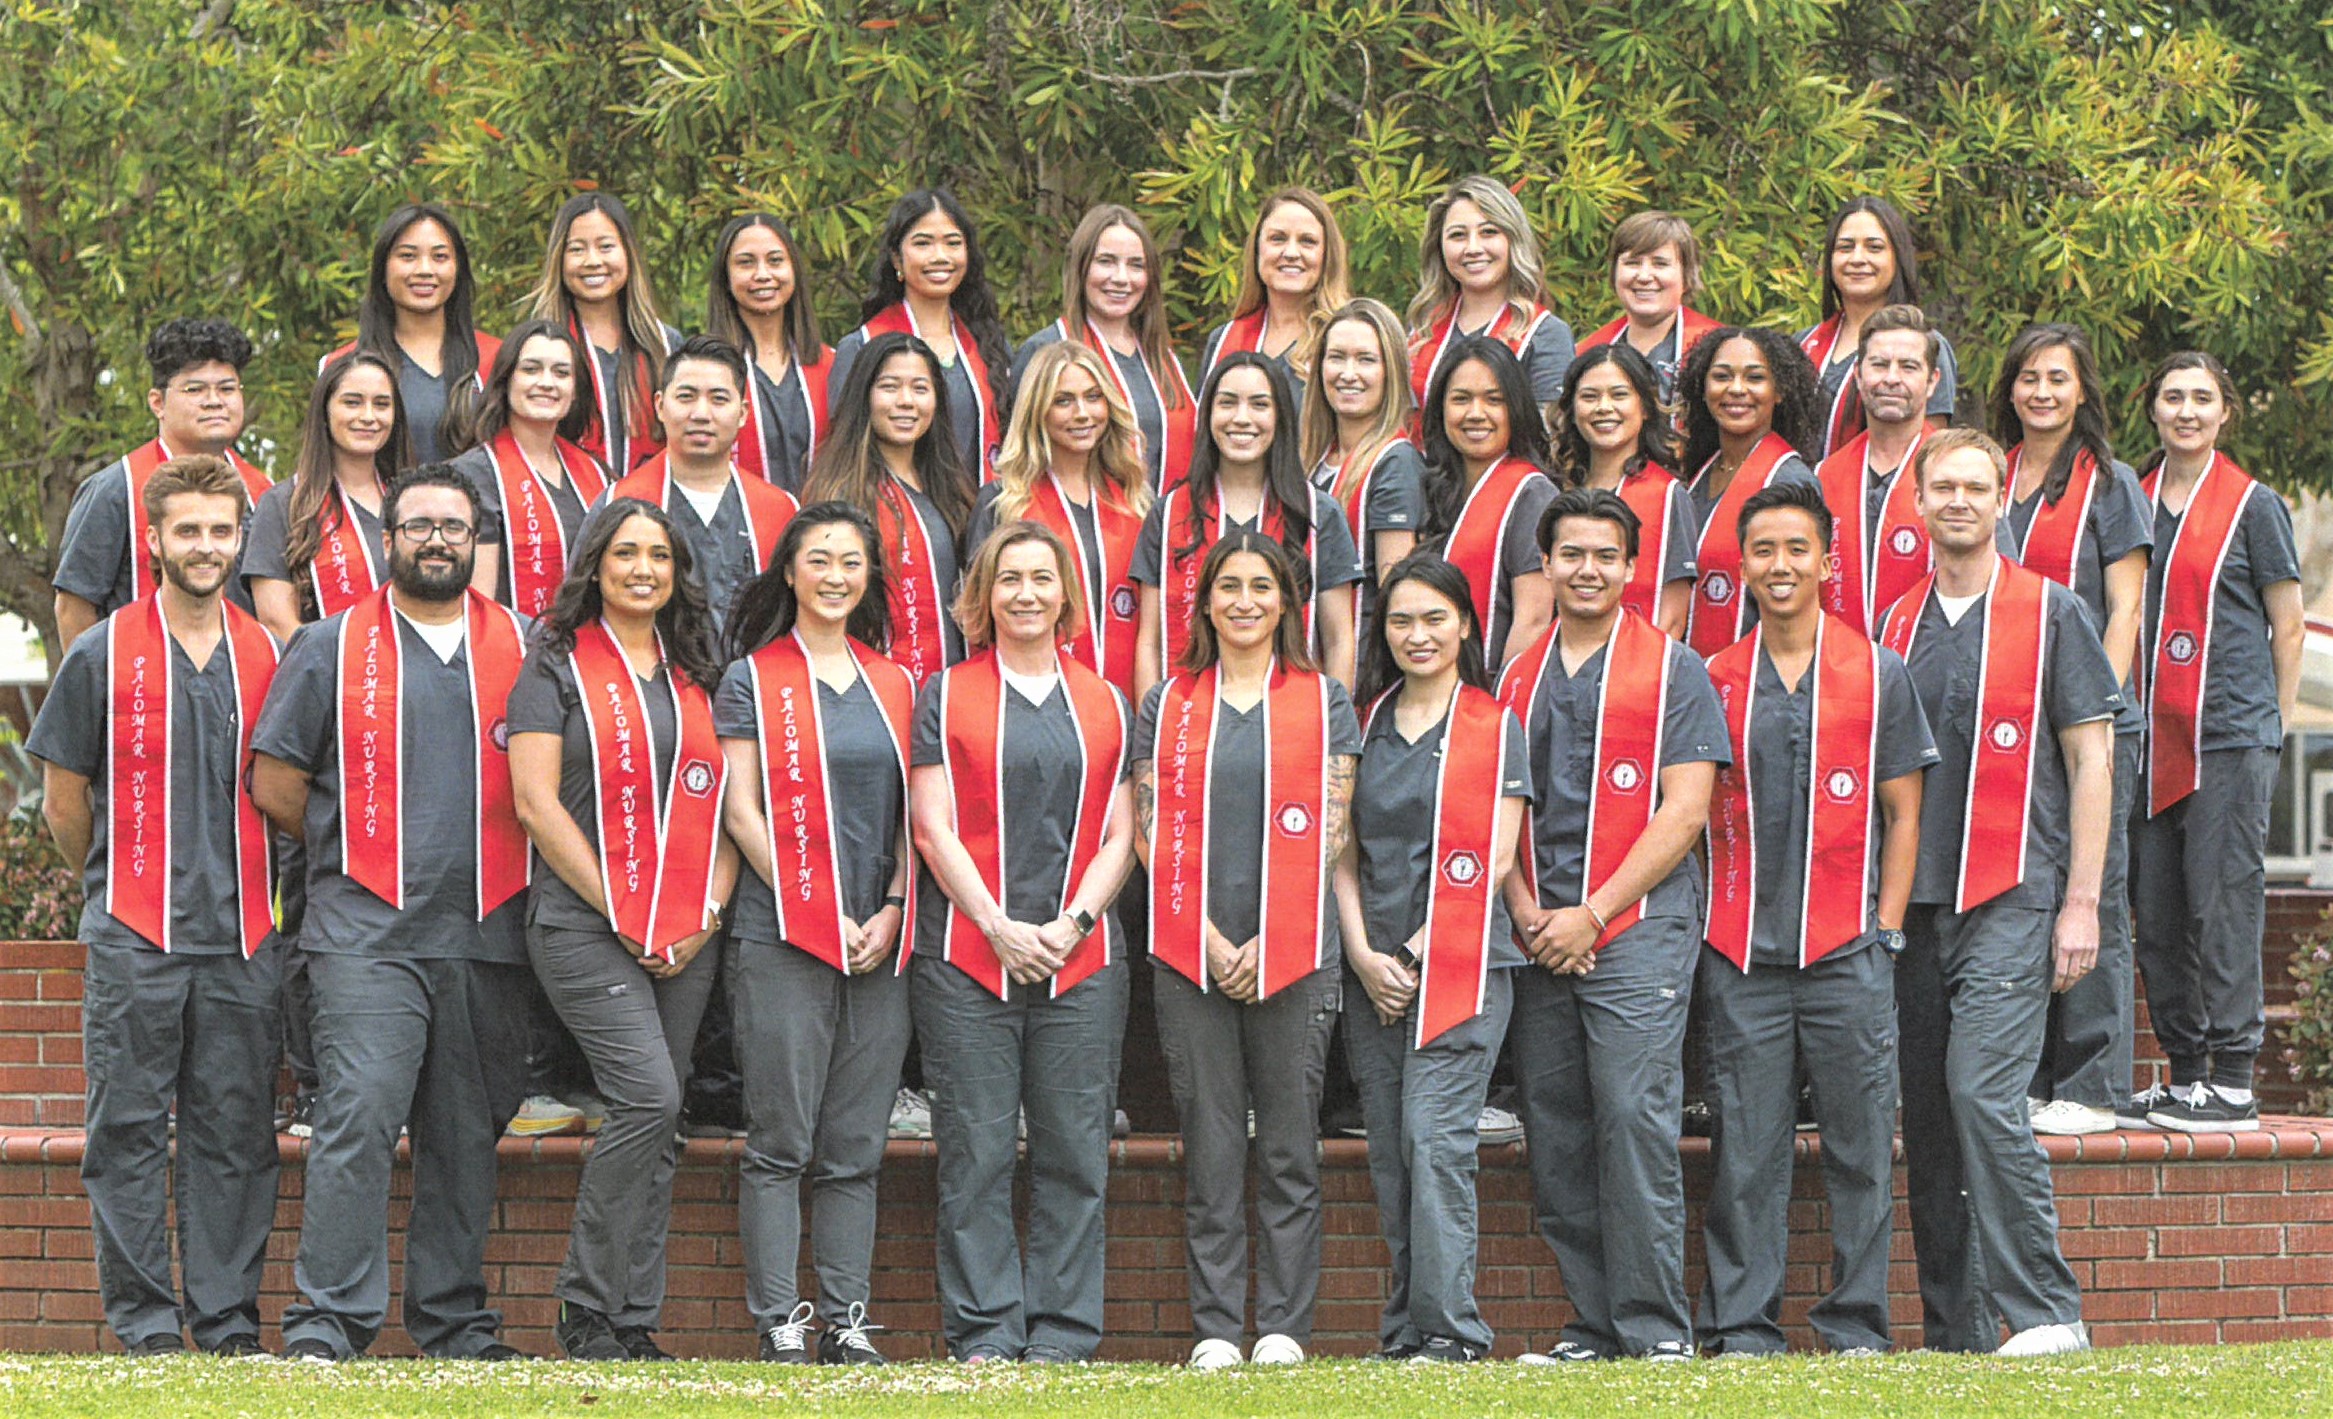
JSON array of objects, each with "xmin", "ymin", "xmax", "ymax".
[
  {"xmin": 991, "ymin": 342, "xmax": 1153, "ymax": 523},
  {"xmin": 1226, "ymin": 187, "xmax": 1352, "ymax": 376},
  {"xmin": 1404, "ymin": 175, "xmax": 1551, "ymax": 334},
  {"xmin": 1059, "ymin": 205, "xmax": 1188, "ymax": 414},
  {"xmin": 524, "ymin": 194, "xmax": 672, "ymax": 447},
  {"xmin": 1300, "ymin": 299, "xmax": 1415, "ymax": 488}
]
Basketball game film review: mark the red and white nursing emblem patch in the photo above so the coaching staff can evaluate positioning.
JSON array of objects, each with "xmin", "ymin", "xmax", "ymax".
[
  {"xmin": 679, "ymin": 759, "xmax": 718, "ymax": 798},
  {"xmin": 2166, "ymin": 630, "xmax": 2199, "ymax": 665},
  {"xmin": 1440, "ymin": 849, "xmax": 1483, "ymax": 888},
  {"xmin": 1888, "ymin": 527, "xmax": 1922, "ymax": 557},
  {"xmin": 1110, "ymin": 585, "xmax": 1138, "ymax": 621},
  {"xmin": 1275, "ymin": 802, "xmax": 1315, "ymax": 838},
  {"xmin": 1823, "ymin": 767, "xmax": 1861, "ymax": 803},
  {"xmin": 488, "ymin": 716, "xmax": 510, "ymax": 751},
  {"xmin": 1987, "ymin": 717, "xmax": 2025, "ymax": 753},
  {"xmin": 1702, "ymin": 571, "xmax": 1735, "ymax": 605},
  {"xmin": 1606, "ymin": 758, "xmax": 1646, "ymax": 793}
]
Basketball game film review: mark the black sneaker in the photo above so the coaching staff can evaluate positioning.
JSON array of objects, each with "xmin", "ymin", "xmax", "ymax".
[
  {"xmin": 208, "ymin": 1334, "xmax": 266, "ymax": 1357},
  {"xmin": 613, "ymin": 1326, "xmax": 673, "ymax": 1361},
  {"xmin": 1408, "ymin": 1335, "xmax": 1487, "ymax": 1363},
  {"xmin": 2116, "ymin": 1083, "xmax": 2174, "ymax": 1130},
  {"xmin": 555, "ymin": 1302, "xmax": 631, "ymax": 1362},
  {"xmin": 1369, "ymin": 1339, "xmax": 1423, "ymax": 1361},
  {"xmin": 2146, "ymin": 1082, "xmax": 2261, "ymax": 1134},
  {"xmin": 470, "ymin": 1343, "xmax": 528, "ymax": 1362},
  {"xmin": 282, "ymin": 1337, "xmax": 339, "ymax": 1363},
  {"xmin": 817, "ymin": 1303, "xmax": 888, "ymax": 1365},
  {"xmin": 128, "ymin": 1332, "xmax": 184, "ymax": 1356},
  {"xmin": 759, "ymin": 1302, "xmax": 816, "ymax": 1364},
  {"xmin": 1643, "ymin": 1339, "xmax": 1694, "ymax": 1362},
  {"xmin": 1020, "ymin": 1344, "xmax": 1078, "ymax": 1364},
  {"xmin": 286, "ymin": 1092, "xmax": 317, "ymax": 1140},
  {"xmin": 1518, "ymin": 1339, "xmax": 1605, "ymax": 1365}
]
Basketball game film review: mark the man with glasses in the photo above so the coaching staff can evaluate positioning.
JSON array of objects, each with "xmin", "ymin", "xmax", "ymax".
[
  {"xmin": 250, "ymin": 466, "xmax": 536, "ymax": 1361},
  {"xmin": 53, "ymin": 319, "xmax": 275, "ymax": 648}
]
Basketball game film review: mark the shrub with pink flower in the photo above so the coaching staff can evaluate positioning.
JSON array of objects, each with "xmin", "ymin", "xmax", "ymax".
[
  {"xmin": 0, "ymin": 811, "xmax": 81, "ymax": 941},
  {"xmin": 2288, "ymin": 909, "xmax": 2333, "ymax": 1115}
]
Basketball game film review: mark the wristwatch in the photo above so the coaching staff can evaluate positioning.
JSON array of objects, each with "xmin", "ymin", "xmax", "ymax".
[
  {"xmin": 1068, "ymin": 907, "xmax": 1098, "ymax": 937},
  {"xmin": 882, "ymin": 894, "xmax": 907, "ymax": 913},
  {"xmin": 1876, "ymin": 927, "xmax": 1906, "ymax": 957}
]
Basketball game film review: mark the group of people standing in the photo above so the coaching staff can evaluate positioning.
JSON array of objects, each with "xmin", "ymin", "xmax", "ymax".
[{"xmin": 29, "ymin": 177, "xmax": 2301, "ymax": 1370}]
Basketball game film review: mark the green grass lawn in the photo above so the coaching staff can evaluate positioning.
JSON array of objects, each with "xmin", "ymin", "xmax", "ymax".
[{"xmin": 2, "ymin": 1343, "xmax": 2329, "ymax": 1418}]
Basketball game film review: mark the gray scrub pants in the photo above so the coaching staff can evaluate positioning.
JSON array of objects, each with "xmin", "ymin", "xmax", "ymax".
[
  {"xmin": 729, "ymin": 934, "xmax": 913, "ymax": 1329},
  {"xmin": 1154, "ymin": 962, "xmax": 1341, "ymax": 1346},
  {"xmin": 2035, "ymin": 730, "xmax": 2139, "ymax": 1107},
  {"xmin": 1897, "ymin": 902, "xmax": 2085, "ymax": 1351},
  {"xmin": 1509, "ymin": 913, "xmax": 1698, "ymax": 1356},
  {"xmin": 1343, "ymin": 965, "xmax": 1512, "ymax": 1352},
  {"xmin": 911, "ymin": 953, "xmax": 1127, "ymax": 1359},
  {"xmin": 281, "ymin": 952, "xmax": 530, "ymax": 1358},
  {"xmin": 80, "ymin": 938, "xmax": 283, "ymax": 1351},
  {"xmin": 2131, "ymin": 746, "xmax": 2278, "ymax": 1091},
  {"xmin": 527, "ymin": 922, "xmax": 720, "ymax": 1328},
  {"xmin": 1696, "ymin": 944, "xmax": 1897, "ymax": 1355}
]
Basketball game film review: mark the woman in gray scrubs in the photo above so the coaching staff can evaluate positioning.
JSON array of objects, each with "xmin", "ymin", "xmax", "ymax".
[
  {"xmin": 1132, "ymin": 532, "xmax": 1360, "ymax": 1370},
  {"xmin": 717, "ymin": 503, "xmax": 918, "ymax": 1364},
  {"xmin": 1334, "ymin": 555, "xmax": 1531, "ymax": 1363}
]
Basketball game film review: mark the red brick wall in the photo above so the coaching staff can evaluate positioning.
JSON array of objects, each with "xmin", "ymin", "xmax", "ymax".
[{"xmin": 0, "ymin": 942, "xmax": 83, "ymax": 1129}]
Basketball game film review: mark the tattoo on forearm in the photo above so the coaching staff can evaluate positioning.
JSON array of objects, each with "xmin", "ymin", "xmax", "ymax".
[
  {"xmin": 1133, "ymin": 763, "xmax": 1156, "ymax": 844},
  {"xmin": 1323, "ymin": 755, "xmax": 1355, "ymax": 861}
]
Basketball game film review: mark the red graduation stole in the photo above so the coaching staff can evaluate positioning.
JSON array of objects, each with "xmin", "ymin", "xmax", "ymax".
[
  {"xmin": 1364, "ymin": 684, "xmax": 1509, "ymax": 1047},
  {"xmin": 746, "ymin": 632, "xmax": 918, "ymax": 972},
  {"xmin": 1207, "ymin": 310, "xmax": 1271, "ymax": 382},
  {"xmin": 1064, "ymin": 318, "xmax": 1197, "ymax": 491},
  {"xmin": 2141, "ymin": 451, "xmax": 2256, "ymax": 817},
  {"xmin": 571, "ymin": 318, "xmax": 662, "ymax": 474},
  {"xmin": 1499, "ymin": 612, "xmax": 1672, "ymax": 948},
  {"xmin": 862, "ymin": 303, "xmax": 999, "ymax": 479},
  {"xmin": 1147, "ymin": 664, "xmax": 1332, "ymax": 1001},
  {"xmin": 1878, "ymin": 558, "xmax": 2047, "ymax": 911},
  {"xmin": 488, "ymin": 431, "xmax": 607, "ymax": 618},
  {"xmin": 610, "ymin": 454, "xmax": 799, "ymax": 576},
  {"xmin": 934, "ymin": 651, "xmax": 1127, "ymax": 1000},
  {"xmin": 1577, "ymin": 307, "xmax": 1721, "ymax": 364},
  {"xmin": 1704, "ymin": 616, "xmax": 1879, "ymax": 970},
  {"xmin": 1407, "ymin": 301, "xmax": 1558, "ymax": 407},
  {"xmin": 1445, "ymin": 455, "xmax": 1550, "ymax": 656},
  {"xmin": 122, "ymin": 439, "xmax": 273, "ymax": 601},
  {"xmin": 1153, "ymin": 483, "xmax": 1320, "ymax": 678},
  {"xmin": 1687, "ymin": 432, "xmax": 1798, "ymax": 658},
  {"xmin": 1321, "ymin": 435, "xmax": 1413, "ymax": 537},
  {"xmin": 106, "ymin": 595, "xmax": 278, "ymax": 957},
  {"xmin": 1614, "ymin": 464, "xmax": 1681, "ymax": 626},
  {"xmin": 567, "ymin": 620, "xmax": 726, "ymax": 959},
  {"xmin": 335, "ymin": 588, "xmax": 530, "ymax": 917},
  {"xmin": 2006, "ymin": 443, "xmax": 2102, "ymax": 590},
  {"xmin": 877, "ymin": 478, "xmax": 952, "ymax": 687},
  {"xmin": 1799, "ymin": 316, "xmax": 1863, "ymax": 457},
  {"xmin": 322, "ymin": 332, "xmax": 502, "ymax": 389},
  {"xmin": 310, "ymin": 483, "xmax": 389, "ymax": 620},
  {"xmin": 737, "ymin": 345, "xmax": 833, "ymax": 487},
  {"xmin": 1817, "ymin": 427, "xmax": 1929, "ymax": 634},
  {"xmin": 1029, "ymin": 472, "xmax": 1144, "ymax": 700}
]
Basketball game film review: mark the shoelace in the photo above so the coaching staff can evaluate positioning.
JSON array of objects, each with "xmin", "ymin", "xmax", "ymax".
[
  {"xmin": 766, "ymin": 1301, "xmax": 816, "ymax": 1353},
  {"xmin": 2176, "ymin": 1081, "xmax": 2215, "ymax": 1109},
  {"xmin": 833, "ymin": 1301, "xmax": 885, "ymax": 1353}
]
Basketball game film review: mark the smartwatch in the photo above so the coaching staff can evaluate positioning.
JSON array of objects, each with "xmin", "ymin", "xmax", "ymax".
[
  {"xmin": 1876, "ymin": 927, "xmax": 1906, "ymax": 957},
  {"xmin": 1069, "ymin": 907, "xmax": 1098, "ymax": 937}
]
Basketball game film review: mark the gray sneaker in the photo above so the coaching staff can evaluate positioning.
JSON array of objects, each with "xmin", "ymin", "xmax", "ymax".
[
  {"xmin": 1476, "ymin": 1105, "xmax": 1524, "ymax": 1146},
  {"xmin": 888, "ymin": 1088, "xmax": 933, "ymax": 1140}
]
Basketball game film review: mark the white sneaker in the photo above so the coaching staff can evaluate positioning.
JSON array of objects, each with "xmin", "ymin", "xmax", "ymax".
[
  {"xmin": 2029, "ymin": 1100, "xmax": 2116, "ymax": 1136},
  {"xmin": 888, "ymin": 1088, "xmax": 933, "ymax": 1140},
  {"xmin": 1476, "ymin": 1105, "xmax": 1524, "ymax": 1145},
  {"xmin": 1998, "ymin": 1322, "xmax": 2089, "ymax": 1357},
  {"xmin": 506, "ymin": 1094, "xmax": 586, "ymax": 1138},
  {"xmin": 1249, "ymin": 1333, "xmax": 1305, "ymax": 1365},
  {"xmin": 1189, "ymin": 1337, "xmax": 1242, "ymax": 1370}
]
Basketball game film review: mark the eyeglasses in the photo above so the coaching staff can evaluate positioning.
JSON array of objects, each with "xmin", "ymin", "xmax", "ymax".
[
  {"xmin": 172, "ymin": 380, "xmax": 242, "ymax": 400},
  {"xmin": 395, "ymin": 518, "xmax": 476, "ymax": 546}
]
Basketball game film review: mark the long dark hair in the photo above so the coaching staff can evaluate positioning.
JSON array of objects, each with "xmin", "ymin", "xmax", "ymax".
[
  {"xmin": 2135, "ymin": 350, "xmax": 2242, "ymax": 478},
  {"xmin": 1355, "ymin": 552, "xmax": 1491, "ymax": 707},
  {"xmin": 705, "ymin": 213, "xmax": 825, "ymax": 367},
  {"xmin": 802, "ymin": 329, "xmax": 975, "ymax": 539},
  {"xmin": 1817, "ymin": 196, "xmax": 1923, "ymax": 319},
  {"xmin": 860, "ymin": 188, "xmax": 1013, "ymax": 411},
  {"xmin": 355, "ymin": 204, "xmax": 486, "ymax": 451},
  {"xmin": 466, "ymin": 318, "xmax": 595, "ymax": 450},
  {"xmin": 1178, "ymin": 351, "xmax": 1315, "ymax": 565},
  {"xmin": 1177, "ymin": 530, "xmax": 1318, "ymax": 675},
  {"xmin": 531, "ymin": 497, "xmax": 724, "ymax": 691},
  {"xmin": 525, "ymin": 193, "xmax": 671, "ymax": 450},
  {"xmin": 285, "ymin": 352, "xmax": 412, "ymax": 613},
  {"xmin": 1419, "ymin": 336, "xmax": 1554, "ymax": 542},
  {"xmin": 724, "ymin": 500, "xmax": 893, "ymax": 662},
  {"xmin": 1550, "ymin": 342, "xmax": 1678, "ymax": 487},
  {"xmin": 1678, "ymin": 327, "xmax": 1822, "ymax": 475},
  {"xmin": 1988, "ymin": 322, "xmax": 2114, "ymax": 504}
]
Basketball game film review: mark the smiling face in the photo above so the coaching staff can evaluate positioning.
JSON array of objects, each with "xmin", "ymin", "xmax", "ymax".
[
  {"xmin": 1256, "ymin": 200, "xmax": 1325, "ymax": 299},
  {"xmin": 330, "ymin": 363, "xmax": 398, "ymax": 461},
  {"xmin": 1739, "ymin": 504, "xmax": 1833, "ymax": 620},
  {"xmin": 506, "ymin": 333, "xmax": 578, "ymax": 426},
  {"xmin": 1703, "ymin": 336, "xmax": 1777, "ymax": 441},
  {"xmin": 1613, "ymin": 240, "xmax": 1684, "ymax": 323},
  {"xmin": 597, "ymin": 513, "xmax": 676, "ymax": 620},
  {"xmin": 1829, "ymin": 210, "xmax": 1897, "ymax": 305},
  {"xmin": 1439, "ymin": 197, "xmax": 1511, "ymax": 299},
  {"xmin": 869, "ymin": 350, "xmax": 938, "ymax": 451},
  {"xmin": 1569, "ymin": 360, "xmax": 1647, "ymax": 458},
  {"xmin": 385, "ymin": 217, "xmax": 457, "ymax": 317},
  {"xmin": 2011, "ymin": 344, "xmax": 2084, "ymax": 438},
  {"xmin": 989, "ymin": 536, "xmax": 1070, "ymax": 647},
  {"xmin": 1045, "ymin": 362, "xmax": 1110, "ymax": 462},
  {"xmin": 1083, "ymin": 223, "xmax": 1149, "ymax": 324},
  {"xmin": 1543, "ymin": 514, "xmax": 1633, "ymax": 621},
  {"xmin": 148, "ymin": 490, "xmax": 244, "ymax": 600},
  {"xmin": 1319, "ymin": 318, "xmax": 1388, "ymax": 423},
  {"xmin": 898, "ymin": 207, "xmax": 967, "ymax": 303},
  {"xmin": 1206, "ymin": 549, "xmax": 1285, "ymax": 657},
  {"xmin": 2151, "ymin": 367, "xmax": 2230, "ymax": 458},
  {"xmin": 562, "ymin": 209, "xmax": 630, "ymax": 306},
  {"xmin": 655, "ymin": 357, "xmax": 746, "ymax": 460},
  {"xmin": 385, "ymin": 483, "xmax": 477, "ymax": 599},
  {"xmin": 785, "ymin": 519, "xmax": 871, "ymax": 632},
  {"xmin": 1916, "ymin": 445, "xmax": 2003, "ymax": 554},
  {"xmin": 149, "ymin": 360, "xmax": 246, "ymax": 451},
  {"xmin": 1380, "ymin": 576, "xmax": 1469, "ymax": 682},
  {"xmin": 1208, "ymin": 365, "xmax": 1278, "ymax": 466},
  {"xmin": 1856, "ymin": 328, "xmax": 1935, "ymax": 427},
  {"xmin": 1442, "ymin": 357, "xmax": 1512, "ymax": 466},
  {"xmin": 726, "ymin": 223, "xmax": 795, "ymax": 320}
]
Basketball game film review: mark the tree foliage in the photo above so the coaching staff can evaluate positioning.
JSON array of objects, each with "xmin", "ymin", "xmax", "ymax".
[{"xmin": 4, "ymin": 0, "xmax": 2329, "ymax": 658}]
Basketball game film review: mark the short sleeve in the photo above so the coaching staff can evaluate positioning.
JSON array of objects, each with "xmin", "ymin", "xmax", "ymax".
[
  {"xmin": 52, "ymin": 465, "xmax": 131, "ymax": 604},
  {"xmin": 1499, "ymin": 709, "xmax": 1534, "ymax": 802},
  {"xmin": 1010, "ymin": 327, "xmax": 1063, "ymax": 388},
  {"xmin": 1362, "ymin": 444, "xmax": 1428, "ymax": 535},
  {"xmin": 961, "ymin": 481, "xmax": 1003, "ymax": 565},
  {"xmin": 2043, "ymin": 585, "xmax": 2122, "ymax": 730},
  {"xmin": 910, "ymin": 676, "xmax": 946, "ymax": 768},
  {"xmin": 1659, "ymin": 644, "xmax": 1732, "ymax": 768},
  {"xmin": 449, "ymin": 448, "xmax": 506, "ymax": 546},
  {"xmin": 713, "ymin": 660, "xmax": 759, "ymax": 739},
  {"xmin": 1928, "ymin": 332, "xmax": 1959, "ymax": 419},
  {"xmin": 1521, "ymin": 317, "xmax": 1578, "ymax": 406},
  {"xmin": 1874, "ymin": 650, "xmax": 1940, "ymax": 782},
  {"xmin": 1308, "ymin": 490, "xmax": 1365, "ymax": 590},
  {"xmin": 249, "ymin": 620, "xmax": 340, "ymax": 773},
  {"xmin": 1325, "ymin": 680, "xmax": 1363, "ymax": 756},
  {"xmin": 240, "ymin": 483, "xmax": 296, "ymax": 585},
  {"xmin": 504, "ymin": 651, "xmax": 575, "ymax": 737},
  {"xmin": 1501, "ymin": 475, "xmax": 1559, "ymax": 580},
  {"xmin": 2242, "ymin": 485, "xmax": 2301, "ymax": 591},
  {"xmin": 1128, "ymin": 500, "xmax": 1169, "ymax": 586},
  {"xmin": 1131, "ymin": 683, "xmax": 1167, "ymax": 763},
  {"xmin": 826, "ymin": 328, "xmax": 867, "ymax": 402},
  {"xmin": 2086, "ymin": 460, "xmax": 2152, "ymax": 568},
  {"xmin": 1771, "ymin": 453, "xmax": 1819, "ymax": 490},
  {"xmin": 22, "ymin": 633, "xmax": 108, "ymax": 778},
  {"xmin": 1662, "ymin": 481, "xmax": 1698, "ymax": 584}
]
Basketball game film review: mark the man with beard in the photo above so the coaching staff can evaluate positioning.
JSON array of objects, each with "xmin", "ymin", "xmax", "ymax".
[
  {"xmin": 1815, "ymin": 304, "xmax": 1941, "ymax": 635},
  {"xmin": 29, "ymin": 456, "xmax": 284, "ymax": 1355},
  {"xmin": 251, "ymin": 466, "xmax": 534, "ymax": 1361},
  {"xmin": 1876, "ymin": 429, "xmax": 2116, "ymax": 1356}
]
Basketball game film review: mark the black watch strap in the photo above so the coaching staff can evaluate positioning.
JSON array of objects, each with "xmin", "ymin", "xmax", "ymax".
[{"xmin": 1070, "ymin": 907, "xmax": 1097, "ymax": 936}]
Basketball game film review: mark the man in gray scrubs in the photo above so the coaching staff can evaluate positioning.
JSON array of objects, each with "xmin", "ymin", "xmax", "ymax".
[
  {"xmin": 29, "ymin": 456, "xmax": 282, "ymax": 1355},
  {"xmin": 1885, "ymin": 430, "xmax": 2116, "ymax": 1357},
  {"xmin": 1695, "ymin": 480, "xmax": 1935, "ymax": 1357},
  {"xmin": 250, "ymin": 468, "xmax": 532, "ymax": 1361},
  {"xmin": 1502, "ymin": 487, "xmax": 1729, "ymax": 1363}
]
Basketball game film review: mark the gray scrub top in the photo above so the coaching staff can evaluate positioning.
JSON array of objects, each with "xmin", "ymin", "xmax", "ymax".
[
  {"xmin": 240, "ymin": 478, "xmax": 390, "ymax": 604},
  {"xmin": 55, "ymin": 451, "xmax": 263, "ymax": 616},
  {"xmin": 249, "ymin": 610, "xmax": 527, "ymax": 962},
  {"xmin": 588, "ymin": 473, "xmax": 764, "ymax": 637},
  {"xmin": 1350, "ymin": 700, "xmax": 1533, "ymax": 968},
  {"xmin": 831, "ymin": 326, "xmax": 989, "ymax": 477},
  {"xmin": 450, "ymin": 444, "xmax": 588, "ymax": 611},
  {"xmin": 1014, "ymin": 326, "xmax": 1190, "ymax": 493},
  {"xmin": 26, "ymin": 621, "xmax": 261, "ymax": 953},
  {"xmin": 715, "ymin": 661, "xmax": 907, "ymax": 944},
  {"xmin": 2141, "ymin": 480, "xmax": 2300, "ymax": 753},
  {"xmin": 1999, "ymin": 456, "xmax": 2152, "ymax": 735},
  {"xmin": 1804, "ymin": 325, "xmax": 1960, "ymax": 459}
]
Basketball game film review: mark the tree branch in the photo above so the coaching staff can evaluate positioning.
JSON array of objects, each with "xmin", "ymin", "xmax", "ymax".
[
  {"xmin": 0, "ymin": 256, "xmax": 39, "ymax": 343},
  {"xmin": 1083, "ymin": 66, "xmax": 1259, "ymax": 89}
]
